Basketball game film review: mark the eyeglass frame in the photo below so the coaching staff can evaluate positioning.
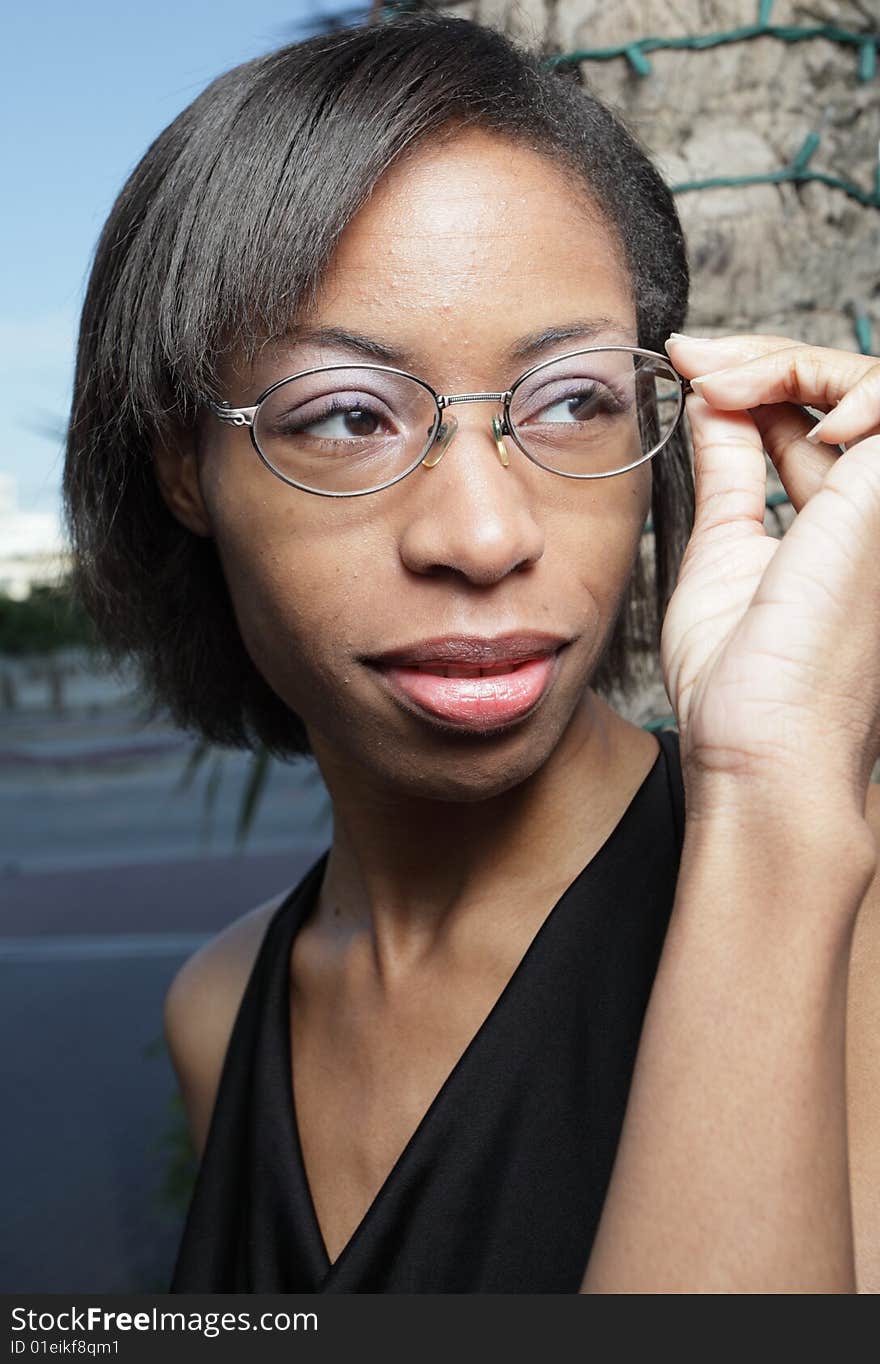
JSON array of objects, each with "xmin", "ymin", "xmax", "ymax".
[{"xmin": 207, "ymin": 344, "xmax": 690, "ymax": 499}]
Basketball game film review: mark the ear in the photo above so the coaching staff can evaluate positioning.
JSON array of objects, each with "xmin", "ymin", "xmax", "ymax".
[{"xmin": 152, "ymin": 426, "xmax": 213, "ymax": 538}]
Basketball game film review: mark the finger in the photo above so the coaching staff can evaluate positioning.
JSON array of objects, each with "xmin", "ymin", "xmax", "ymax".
[
  {"xmin": 685, "ymin": 392, "xmax": 768, "ymax": 538},
  {"xmin": 665, "ymin": 331, "xmax": 802, "ymax": 377},
  {"xmin": 684, "ymin": 343, "xmax": 878, "ymax": 415},
  {"xmin": 752, "ymin": 432, "xmax": 880, "ymax": 615},
  {"xmin": 804, "ymin": 362, "xmax": 880, "ymax": 447},
  {"xmin": 747, "ymin": 401, "xmax": 840, "ymax": 513}
]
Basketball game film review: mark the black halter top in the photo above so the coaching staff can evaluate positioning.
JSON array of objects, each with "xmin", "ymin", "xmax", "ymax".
[{"xmin": 170, "ymin": 727, "xmax": 685, "ymax": 1293}]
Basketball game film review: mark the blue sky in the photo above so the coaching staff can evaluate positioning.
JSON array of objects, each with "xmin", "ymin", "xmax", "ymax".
[{"xmin": 1, "ymin": 0, "xmax": 356, "ymax": 525}]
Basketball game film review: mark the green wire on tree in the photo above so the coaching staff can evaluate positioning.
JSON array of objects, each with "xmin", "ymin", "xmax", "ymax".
[{"xmin": 542, "ymin": 0, "xmax": 879, "ymax": 86}]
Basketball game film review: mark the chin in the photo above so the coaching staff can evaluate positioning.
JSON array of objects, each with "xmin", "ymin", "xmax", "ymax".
[
  {"xmin": 304, "ymin": 641, "xmax": 598, "ymax": 799},
  {"xmin": 360, "ymin": 697, "xmax": 580, "ymax": 804}
]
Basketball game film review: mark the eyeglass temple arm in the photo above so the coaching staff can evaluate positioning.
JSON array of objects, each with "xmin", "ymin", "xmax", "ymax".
[{"xmin": 208, "ymin": 400, "xmax": 258, "ymax": 428}]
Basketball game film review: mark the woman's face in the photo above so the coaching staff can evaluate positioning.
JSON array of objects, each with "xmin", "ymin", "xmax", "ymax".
[{"xmin": 181, "ymin": 128, "xmax": 650, "ymax": 800}]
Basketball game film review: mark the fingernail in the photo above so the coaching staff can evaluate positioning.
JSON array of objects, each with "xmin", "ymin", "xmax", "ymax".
[
  {"xmin": 805, "ymin": 418, "xmax": 827, "ymax": 445},
  {"xmin": 689, "ymin": 376, "xmax": 706, "ymax": 397},
  {"xmin": 665, "ymin": 332, "xmax": 713, "ymax": 346}
]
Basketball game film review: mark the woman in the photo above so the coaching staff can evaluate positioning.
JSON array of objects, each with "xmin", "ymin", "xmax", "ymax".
[{"xmin": 63, "ymin": 13, "xmax": 880, "ymax": 1292}]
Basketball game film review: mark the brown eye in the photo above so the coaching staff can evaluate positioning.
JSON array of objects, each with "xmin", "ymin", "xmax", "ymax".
[{"xmin": 280, "ymin": 402, "xmax": 386, "ymax": 440}]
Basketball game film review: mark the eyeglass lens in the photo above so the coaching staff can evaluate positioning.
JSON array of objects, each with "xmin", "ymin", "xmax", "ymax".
[{"xmin": 252, "ymin": 351, "xmax": 681, "ymax": 495}]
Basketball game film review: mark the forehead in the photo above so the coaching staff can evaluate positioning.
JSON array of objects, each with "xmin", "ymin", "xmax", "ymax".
[
  {"xmin": 305, "ymin": 130, "xmax": 633, "ymax": 372},
  {"xmin": 223, "ymin": 129, "xmax": 637, "ymax": 395}
]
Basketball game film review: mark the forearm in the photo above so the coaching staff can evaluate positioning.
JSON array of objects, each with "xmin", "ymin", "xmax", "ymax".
[{"xmin": 580, "ymin": 787, "xmax": 877, "ymax": 1293}]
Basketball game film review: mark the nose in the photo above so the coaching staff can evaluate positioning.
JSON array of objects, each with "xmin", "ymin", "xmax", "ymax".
[{"xmin": 397, "ymin": 406, "xmax": 545, "ymax": 585}]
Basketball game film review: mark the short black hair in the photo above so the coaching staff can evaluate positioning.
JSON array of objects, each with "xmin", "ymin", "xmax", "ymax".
[{"xmin": 63, "ymin": 11, "xmax": 693, "ymax": 758}]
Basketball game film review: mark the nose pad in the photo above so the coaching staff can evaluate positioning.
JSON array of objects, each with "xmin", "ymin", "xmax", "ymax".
[
  {"xmin": 491, "ymin": 414, "xmax": 510, "ymax": 467},
  {"xmin": 422, "ymin": 415, "xmax": 458, "ymax": 469},
  {"xmin": 421, "ymin": 411, "xmax": 512, "ymax": 470}
]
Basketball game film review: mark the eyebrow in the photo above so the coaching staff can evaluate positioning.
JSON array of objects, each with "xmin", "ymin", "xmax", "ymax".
[
  {"xmin": 506, "ymin": 319, "xmax": 634, "ymax": 364},
  {"xmin": 287, "ymin": 318, "xmax": 634, "ymax": 371}
]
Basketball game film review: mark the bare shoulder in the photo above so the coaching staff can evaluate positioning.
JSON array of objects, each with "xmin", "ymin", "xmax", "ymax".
[
  {"xmin": 847, "ymin": 782, "xmax": 880, "ymax": 1293},
  {"xmin": 163, "ymin": 887, "xmax": 291, "ymax": 1159}
]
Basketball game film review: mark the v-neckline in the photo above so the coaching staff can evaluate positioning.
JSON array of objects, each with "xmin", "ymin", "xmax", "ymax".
[{"xmin": 281, "ymin": 734, "xmax": 665, "ymax": 1279}]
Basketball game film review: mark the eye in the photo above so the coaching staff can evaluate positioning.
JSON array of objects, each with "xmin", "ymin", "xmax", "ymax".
[
  {"xmin": 297, "ymin": 401, "xmax": 385, "ymax": 440},
  {"xmin": 535, "ymin": 383, "xmax": 610, "ymax": 422},
  {"xmin": 270, "ymin": 393, "xmax": 398, "ymax": 442},
  {"xmin": 519, "ymin": 379, "xmax": 629, "ymax": 426}
]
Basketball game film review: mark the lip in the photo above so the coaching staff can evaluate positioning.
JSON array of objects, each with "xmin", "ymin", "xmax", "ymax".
[
  {"xmin": 366, "ymin": 632, "xmax": 570, "ymax": 732},
  {"xmin": 365, "ymin": 630, "xmax": 571, "ymax": 668}
]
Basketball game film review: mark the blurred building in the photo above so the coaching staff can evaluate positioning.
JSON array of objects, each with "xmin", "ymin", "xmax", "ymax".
[{"xmin": 0, "ymin": 474, "xmax": 70, "ymax": 600}]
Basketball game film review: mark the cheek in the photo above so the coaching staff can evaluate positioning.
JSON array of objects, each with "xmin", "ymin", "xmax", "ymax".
[
  {"xmin": 208, "ymin": 495, "xmax": 381, "ymax": 713},
  {"xmin": 558, "ymin": 464, "xmax": 651, "ymax": 604}
]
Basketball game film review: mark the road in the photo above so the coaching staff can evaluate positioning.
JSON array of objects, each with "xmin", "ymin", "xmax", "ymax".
[{"xmin": 0, "ymin": 674, "xmax": 330, "ymax": 1291}]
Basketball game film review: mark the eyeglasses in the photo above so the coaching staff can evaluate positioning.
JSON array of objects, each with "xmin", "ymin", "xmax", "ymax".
[{"xmin": 208, "ymin": 345, "xmax": 687, "ymax": 498}]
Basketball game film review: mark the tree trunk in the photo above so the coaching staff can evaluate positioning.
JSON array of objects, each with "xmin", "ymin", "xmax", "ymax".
[{"xmin": 442, "ymin": 0, "xmax": 878, "ymax": 355}]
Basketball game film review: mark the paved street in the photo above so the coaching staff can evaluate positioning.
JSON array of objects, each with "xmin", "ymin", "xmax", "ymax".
[
  {"xmin": 2, "ymin": 947, "xmax": 197, "ymax": 1291},
  {"xmin": 0, "ymin": 664, "xmax": 330, "ymax": 1291}
]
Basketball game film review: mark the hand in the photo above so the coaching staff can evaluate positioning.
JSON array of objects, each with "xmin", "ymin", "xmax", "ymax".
[{"xmin": 660, "ymin": 332, "xmax": 880, "ymax": 814}]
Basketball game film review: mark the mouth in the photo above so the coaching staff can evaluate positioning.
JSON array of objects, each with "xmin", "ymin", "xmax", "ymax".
[{"xmin": 364, "ymin": 631, "xmax": 570, "ymax": 732}]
